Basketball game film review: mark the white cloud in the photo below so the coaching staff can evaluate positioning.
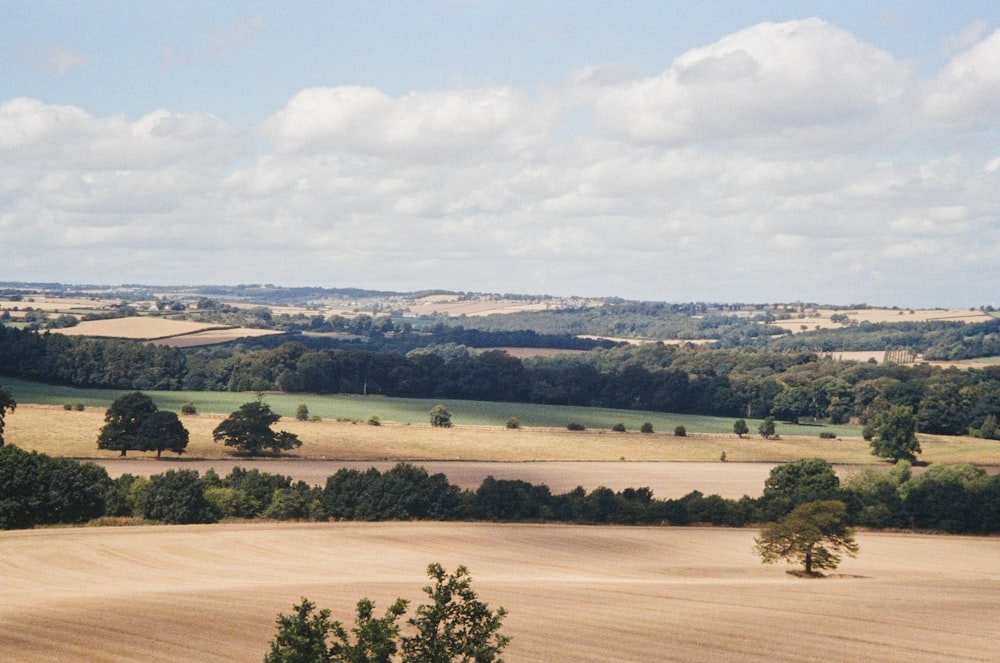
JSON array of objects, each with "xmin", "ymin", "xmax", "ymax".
[
  {"xmin": 2, "ymin": 19, "xmax": 999, "ymax": 306},
  {"xmin": 921, "ymin": 27, "xmax": 1000, "ymax": 130}
]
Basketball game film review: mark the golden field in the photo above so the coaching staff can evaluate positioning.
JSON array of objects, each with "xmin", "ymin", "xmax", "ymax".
[{"xmin": 2, "ymin": 522, "xmax": 999, "ymax": 662}]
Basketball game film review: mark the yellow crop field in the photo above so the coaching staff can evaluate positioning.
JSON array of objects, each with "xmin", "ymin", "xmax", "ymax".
[{"xmin": 51, "ymin": 317, "xmax": 228, "ymax": 339}]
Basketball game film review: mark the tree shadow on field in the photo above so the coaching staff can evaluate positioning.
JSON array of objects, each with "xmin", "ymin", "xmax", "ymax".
[{"xmin": 786, "ymin": 570, "xmax": 868, "ymax": 579}]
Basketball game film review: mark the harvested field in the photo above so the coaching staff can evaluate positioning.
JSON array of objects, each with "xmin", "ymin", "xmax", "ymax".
[
  {"xmin": 2, "ymin": 522, "xmax": 999, "ymax": 662},
  {"xmin": 51, "ymin": 317, "xmax": 228, "ymax": 339},
  {"xmin": 9, "ymin": 404, "xmax": 1000, "ymax": 466}
]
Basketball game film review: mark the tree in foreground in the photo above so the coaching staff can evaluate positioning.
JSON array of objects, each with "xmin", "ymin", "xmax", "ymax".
[
  {"xmin": 97, "ymin": 391, "xmax": 160, "ymax": 457},
  {"xmin": 0, "ymin": 385, "xmax": 16, "ymax": 446},
  {"xmin": 429, "ymin": 404, "xmax": 453, "ymax": 428},
  {"xmin": 264, "ymin": 564, "xmax": 508, "ymax": 663},
  {"xmin": 212, "ymin": 401, "xmax": 301, "ymax": 456},
  {"xmin": 754, "ymin": 500, "xmax": 859, "ymax": 576},
  {"xmin": 865, "ymin": 405, "xmax": 921, "ymax": 463}
]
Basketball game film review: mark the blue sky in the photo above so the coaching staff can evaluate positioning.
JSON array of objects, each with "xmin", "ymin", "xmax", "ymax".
[{"xmin": 2, "ymin": 1, "xmax": 999, "ymax": 306}]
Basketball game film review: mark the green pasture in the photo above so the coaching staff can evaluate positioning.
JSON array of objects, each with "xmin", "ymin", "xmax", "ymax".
[{"xmin": 0, "ymin": 377, "xmax": 863, "ymax": 439}]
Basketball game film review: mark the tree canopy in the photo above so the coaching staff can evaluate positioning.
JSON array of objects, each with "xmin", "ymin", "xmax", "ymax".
[
  {"xmin": 0, "ymin": 385, "xmax": 16, "ymax": 446},
  {"xmin": 264, "ymin": 564, "xmax": 508, "ymax": 663},
  {"xmin": 97, "ymin": 391, "xmax": 160, "ymax": 457},
  {"xmin": 212, "ymin": 400, "xmax": 302, "ymax": 456},
  {"xmin": 866, "ymin": 405, "xmax": 921, "ymax": 463},
  {"xmin": 754, "ymin": 500, "xmax": 859, "ymax": 575}
]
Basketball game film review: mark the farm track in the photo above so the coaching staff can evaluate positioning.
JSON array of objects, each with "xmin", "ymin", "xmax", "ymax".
[{"xmin": 2, "ymin": 523, "xmax": 999, "ymax": 662}]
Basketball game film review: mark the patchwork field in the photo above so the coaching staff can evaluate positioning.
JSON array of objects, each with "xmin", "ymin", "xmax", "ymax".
[{"xmin": 2, "ymin": 522, "xmax": 999, "ymax": 662}]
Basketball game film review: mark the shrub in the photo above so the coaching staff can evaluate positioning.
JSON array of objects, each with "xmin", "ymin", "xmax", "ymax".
[
  {"xmin": 819, "ymin": 431, "xmax": 837, "ymax": 439},
  {"xmin": 640, "ymin": 422, "xmax": 654, "ymax": 434},
  {"xmin": 367, "ymin": 415, "xmax": 381, "ymax": 426},
  {"xmin": 674, "ymin": 425, "xmax": 687, "ymax": 437},
  {"xmin": 429, "ymin": 404, "xmax": 452, "ymax": 428},
  {"xmin": 180, "ymin": 401, "xmax": 197, "ymax": 415},
  {"xmin": 295, "ymin": 404, "xmax": 310, "ymax": 421},
  {"xmin": 505, "ymin": 417, "xmax": 521, "ymax": 429},
  {"xmin": 611, "ymin": 422, "xmax": 626, "ymax": 432},
  {"xmin": 567, "ymin": 422, "xmax": 585, "ymax": 431},
  {"xmin": 74, "ymin": 402, "xmax": 85, "ymax": 411},
  {"xmin": 63, "ymin": 403, "xmax": 73, "ymax": 410}
]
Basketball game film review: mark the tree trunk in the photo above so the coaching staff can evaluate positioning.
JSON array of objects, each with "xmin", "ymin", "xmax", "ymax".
[{"xmin": 804, "ymin": 549, "xmax": 813, "ymax": 574}]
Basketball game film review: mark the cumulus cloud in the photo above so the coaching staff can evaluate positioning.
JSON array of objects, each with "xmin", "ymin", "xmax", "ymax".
[{"xmin": 3, "ymin": 19, "xmax": 999, "ymax": 306}]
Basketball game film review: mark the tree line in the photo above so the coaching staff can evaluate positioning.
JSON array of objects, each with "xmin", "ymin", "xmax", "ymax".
[
  {"xmin": 2, "ymin": 325, "xmax": 999, "ymax": 437},
  {"xmin": 3, "ymin": 447, "xmax": 999, "ymax": 534}
]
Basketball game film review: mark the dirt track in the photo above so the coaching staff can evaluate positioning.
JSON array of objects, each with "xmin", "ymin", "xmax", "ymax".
[{"xmin": 3, "ymin": 522, "xmax": 999, "ymax": 662}]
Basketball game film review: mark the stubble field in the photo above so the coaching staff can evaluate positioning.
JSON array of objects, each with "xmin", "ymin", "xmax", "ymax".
[{"xmin": 3, "ymin": 522, "xmax": 1000, "ymax": 662}]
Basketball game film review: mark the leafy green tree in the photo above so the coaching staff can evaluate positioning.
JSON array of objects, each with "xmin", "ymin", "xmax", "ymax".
[
  {"xmin": 265, "ymin": 598, "xmax": 336, "ymax": 663},
  {"xmin": 296, "ymin": 404, "xmax": 310, "ymax": 421},
  {"xmin": 138, "ymin": 410, "xmax": 189, "ymax": 458},
  {"xmin": 754, "ymin": 500, "xmax": 859, "ymax": 575},
  {"xmin": 758, "ymin": 416, "xmax": 775, "ymax": 439},
  {"xmin": 866, "ymin": 405, "xmax": 920, "ymax": 463},
  {"xmin": 0, "ymin": 385, "xmax": 16, "ymax": 446},
  {"xmin": 97, "ymin": 391, "xmax": 159, "ymax": 456},
  {"xmin": 329, "ymin": 598, "xmax": 409, "ymax": 663},
  {"xmin": 760, "ymin": 457, "xmax": 841, "ymax": 519},
  {"xmin": 401, "ymin": 563, "xmax": 509, "ymax": 663},
  {"xmin": 212, "ymin": 401, "xmax": 302, "ymax": 456},
  {"xmin": 180, "ymin": 401, "xmax": 197, "ymax": 415},
  {"xmin": 429, "ymin": 404, "xmax": 452, "ymax": 428},
  {"xmin": 136, "ymin": 469, "xmax": 217, "ymax": 524},
  {"xmin": 733, "ymin": 419, "xmax": 749, "ymax": 438},
  {"xmin": 640, "ymin": 422, "xmax": 653, "ymax": 434}
]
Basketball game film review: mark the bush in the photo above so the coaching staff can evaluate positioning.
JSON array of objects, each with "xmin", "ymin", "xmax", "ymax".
[
  {"xmin": 63, "ymin": 403, "xmax": 73, "ymax": 410},
  {"xmin": 567, "ymin": 422, "xmax": 585, "ymax": 431},
  {"xmin": 611, "ymin": 423, "xmax": 626, "ymax": 432},
  {"xmin": 74, "ymin": 402, "xmax": 85, "ymax": 411},
  {"xmin": 505, "ymin": 417, "xmax": 521, "ymax": 429},
  {"xmin": 819, "ymin": 431, "xmax": 837, "ymax": 439},
  {"xmin": 367, "ymin": 415, "xmax": 381, "ymax": 426},
  {"xmin": 180, "ymin": 401, "xmax": 197, "ymax": 415},
  {"xmin": 674, "ymin": 425, "xmax": 687, "ymax": 437},
  {"xmin": 429, "ymin": 404, "xmax": 452, "ymax": 428},
  {"xmin": 640, "ymin": 422, "xmax": 654, "ymax": 434},
  {"xmin": 295, "ymin": 404, "xmax": 310, "ymax": 421}
]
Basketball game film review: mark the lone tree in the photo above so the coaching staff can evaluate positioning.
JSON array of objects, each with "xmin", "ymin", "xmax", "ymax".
[
  {"xmin": 733, "ymin": 419, "xmax": 749, "ymax": 438},
  {"xmin": 758, "ymin": 416, "xmax": 776, "ymax": 439},
  {"xmin": 429, "ymin": 404, "xmax": 452, "ymax": 428},
  {"xmin": 138, "ymin": 410, "xmax": 189, "ymax": 458},
  {"xmin": 866, "ymin": 405, "xmax": 921, "ymax": 463},
  {"xmin": 97, "ymin": 391, "xmax": 159, "ymax": 457},
  {"xmin": 0, "ymin": 385, "xmax": 16, "ymax": 446},
  {"xmin": 264, "ymin": 563, "xmax": 508, "ymax": 663},
  {"xmin": 754, "ymin": 500, "xmax": 859, "ymax": 576},
  {"xmin": 213, "ymin": 400, "xmax": 302, "ymax": 456}
]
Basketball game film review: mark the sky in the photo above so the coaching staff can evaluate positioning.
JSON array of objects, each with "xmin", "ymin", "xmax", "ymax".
[{"xmin": 2, "ymin": 1, "xmax": 999, "ymax": 307}]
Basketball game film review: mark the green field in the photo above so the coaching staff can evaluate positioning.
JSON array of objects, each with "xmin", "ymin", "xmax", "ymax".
[{"xmin": 0, "ymin": 377, "xmax": 863, "ymax": 438}]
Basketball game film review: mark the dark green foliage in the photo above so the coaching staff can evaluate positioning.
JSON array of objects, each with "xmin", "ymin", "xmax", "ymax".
[
  {"xmin": 96, "ymin": 391, "xmax": 160, "ymax": 456},
  {"xmin": 566, "ymin": 422, "xmax": 585, "ymax": 431},
  {"xmin": 758, "ymin": 416, "xmax": 775, "ymax": 439},
  {"xmin": 429, "ymin": 404, "xmax": 452, "ymax": 428},
  {"xmin": 674, "ymin": 425, "xmax": 686, "ymax": 437},
  {"xmin": 472, "ymin": 477, "xmax": 552, "ymax": 521},
  {"xmin": 296, "ymin": 404, "xmax": 310, "ymax": 421},
  {"xmin": 819, "ymin": 431, "xmax": 837, "ymax": 439},
  {"xmin": 212, "ymin": 401, "xmax": 302, "ymax": 455},
  {"xmin": 136, "ymin": 469, "xmax": 217, "ymax": 524},
  {"xmin": 640, "ymin": 422, "xmax": 654, "ymax": 434},
  {"xmin": 321, "ymin": 464, "xmax": 462, "ymax": 521},
  {"xmin": 138, "ymin": 410, "xmax": 189, "ymax": 458},
  {"xmin": 224, "ymin": 467, "xmax": 292, "ymax": 516},
  {"xmin": 0, "ymin": 445, "xmax": 110, "ymax": 529},
  {"xmin": 760, "ymin": 458, "xmax": 841, "ymax": 520},
  {"xmin": 504, "ymin": 417, "xmax": 520, "ymax": 429},
  {"xmin": 733, "ymin": 419, "xmax": 748, "ymax": 437},
  {"xmin": 0, "ymin": 385, "xmax": 15, "ymax": 445},
  {"xmin": 264, "ymin": 564, "xmax": 506, "ymax": 663},
  {"xmin": 611, "ymin": 422, "xmax": 626, "ymax": 432},
  {"xmin": 401, "ymin": 563, "xmax": 509, "ymax": 663},
  {"xmin": 867, "ymin": 405, "xmax": 920, "ymax": 462},
  {"xmin": 180, "ymin": 401, "xmax": 197, "ymax": 415}
]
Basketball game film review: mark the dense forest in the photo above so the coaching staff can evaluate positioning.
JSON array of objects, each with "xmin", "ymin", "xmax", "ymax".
[{"xmin": 1, "ymin": 323, "xmax": 999, "ymax": 437}]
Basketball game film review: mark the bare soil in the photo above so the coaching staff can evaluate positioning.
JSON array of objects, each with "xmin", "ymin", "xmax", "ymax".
[{"xmin": 2, "ymin": 523, "xmax": 999, "ymax": 662}]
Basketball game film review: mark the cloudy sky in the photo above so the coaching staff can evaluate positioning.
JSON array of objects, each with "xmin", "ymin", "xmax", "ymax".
[{"xmin": 2, "ymin": 1, "xmax": 999, "ymax": 307}]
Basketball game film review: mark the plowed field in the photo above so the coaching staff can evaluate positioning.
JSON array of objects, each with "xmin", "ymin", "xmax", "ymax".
[{"xmin": 2, "ymin": 523, "xmax": 999, "ymax": 662}]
